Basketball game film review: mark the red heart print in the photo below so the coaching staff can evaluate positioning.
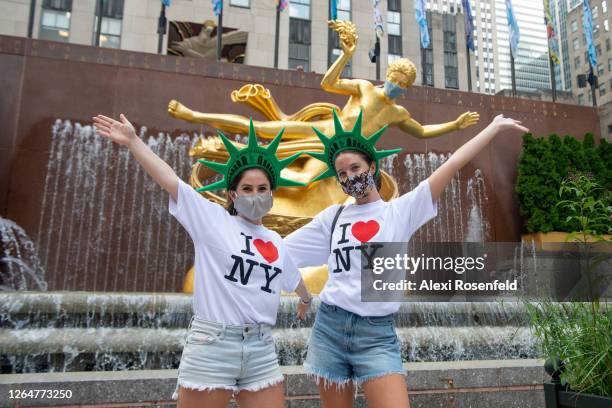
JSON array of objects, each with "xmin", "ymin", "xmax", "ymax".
[
  {"xmin": 351, "ymin": 220, "xmax": 380, "ymax": 243},
  {"xmin": 253, "ymin": 239, "xmax": 279, "ymax": 263}
]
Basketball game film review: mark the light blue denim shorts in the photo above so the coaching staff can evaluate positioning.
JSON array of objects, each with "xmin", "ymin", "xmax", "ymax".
[
  {"xmin": 172, "ymin": 316, "xmax": 284, "ymax": 399},
  {"xmin": 304, "ymin": 301, "xmax": 405, "ymax": 388}
]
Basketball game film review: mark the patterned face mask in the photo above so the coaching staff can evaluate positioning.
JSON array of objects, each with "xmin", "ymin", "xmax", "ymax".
[{"xmin": 339, "ymin": 170, "xmax": 376, "ymax": 199}]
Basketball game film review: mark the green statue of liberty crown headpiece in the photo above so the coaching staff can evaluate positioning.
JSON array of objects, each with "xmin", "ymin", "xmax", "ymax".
[
  {"xmin": 196, "ymin": 118, "xmax": 306, "ymax": 192},
  {"xmin": 307, "ymin": 109, "xmax": 402, "ymax": 182}
]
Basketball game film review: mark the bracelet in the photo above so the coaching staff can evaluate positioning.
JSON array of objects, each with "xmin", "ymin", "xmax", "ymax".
[{"xmin": 300, "ymin": 296, "xmax": 312, "ymax": 305}]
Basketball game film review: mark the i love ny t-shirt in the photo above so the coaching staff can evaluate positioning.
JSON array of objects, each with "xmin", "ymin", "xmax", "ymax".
[
  {"xmin": 169, "ymin": 178, "xmax": 301, "ymax": 325},
  {"xmin": 284, "ymin": 178, "xmax": 438, "ymax": 317}
]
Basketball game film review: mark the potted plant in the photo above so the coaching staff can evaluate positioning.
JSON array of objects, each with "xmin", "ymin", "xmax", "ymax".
[{"xmin": 523, "ymin": 174, "xmax": 611, "ymax": 407}]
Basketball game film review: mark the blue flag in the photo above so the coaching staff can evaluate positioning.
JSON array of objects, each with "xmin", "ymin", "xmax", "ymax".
[
  {"xmin": 506, "ymin": 0, "xmax": 520, "ymax": 58},
  {"xmin": 462, "ymin": 0, "xmax": 475, "ymax": 51},
  {"xmin": 162, "ymin": 0, "xmax": 171, "ymax": 6},
  {"xmin": 414, "ymin": 0, "xmax": 429, "ymax": 49},
  {"xmin": 330, "ymin": 0, "xmax": 337, "ymax": 20},
  {"xmin": 212, "ymin": 0, "xmax": 223, "ymax": 16},
  {"xmin": 583, "ymin": 0, "xmax": 597, "ymax": 68}
]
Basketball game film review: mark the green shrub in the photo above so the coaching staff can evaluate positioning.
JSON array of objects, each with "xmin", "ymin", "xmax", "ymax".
[{"xmin": 516, "ymin": 133, "xmax": 611, "ymax": 234}]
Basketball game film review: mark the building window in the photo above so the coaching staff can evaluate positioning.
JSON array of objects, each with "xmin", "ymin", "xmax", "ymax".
[
  {"xmin": 575, "ymin": 56, "xmax": 581, "ymax": 69},
  {"xmin": 92, "ymin": 0, "xmax": 123, "ymax": 49},
  {"xmin": 593, "ymin": 6, "xmax": 599, "ymax": 19},
  {"xmin": 578, "ymin": 94, "xmax": 584, "ymax": 105},
  {"xmin": 387, "ymin": 0, "xmax": 402, "ymax": 64},
  {"xmin": 443, "ymin": 14, "xmax": 458, "ymax": 89},
  {"xmin": 229, "ymin": 0, "xmax": 250, "ymax": 7},
  {"xmin": 387, "ymin": 11, "xmax": 401, "ymax": 36},
  {"xmin": 39, "ymin": 0, "xmax": 72, "ymax": 42},
  {"xmin": 329, "ymin": 0, "xmax": 351, "ymax": 76},
  {"xmin": 388, "ymin": 34, "xmax": 402, "ymax": 58},
  {"xmin": 571, "ymin": 19, "xmax": 578, "ymax": 32},
  {"xmin": 603, "ymin": 1, "xmax": 608, "ymax": 13},
  {"xmin": 605, "ymin": 20, "xmax": 609, "ymax": 32},
  {"xmin": 598, "ymin": 63, "xmax": 605, "ymax": 76},
  {"xmin": 596, "ymin": 44, "xmax": 602, "ymax": 57},
  {"xmin": 335, "ymin": 0, "xmax": 350, "ymax": 20},
  {"xmin": 290, "ymin": 0, "xmax": 310, "ymax": 20},
  {"xmin": 599, "ymin": 84, "xmax": 606, "ymax": 96},
  {"xmin": 606, "ymin": 38, "xmax": 611, "ymax": 51},
  {"xmin": 573, "ymin": 38, "xmax": 580, "ymax": 50},
  {"xmin": 289, "ymin": 0, "xmax": 311, "ymax": 71},
  {"xmin": 608, "ymin": 58, "xmax": 612, "ymax": 72}
]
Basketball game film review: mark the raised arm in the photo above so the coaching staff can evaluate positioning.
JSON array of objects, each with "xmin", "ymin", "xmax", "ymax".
[
  {"xmin": 398, "ymin": 111, "xmax": 481, "ymax": 139},
  {"xmin": 320, "ymin": 20, "xmax": 361, "ymax": 96},
  {"xmin": 427, "ymin": 114, "xmax": 529, "ymax": 202},
  {"xmin": 93, "ymin": 114, "xmax": 179, "ymax": 201}
]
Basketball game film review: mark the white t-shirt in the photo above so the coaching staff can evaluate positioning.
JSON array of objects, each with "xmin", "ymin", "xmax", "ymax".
[
  {"xmin": 284, "ymin": 178, "xmax": 438, "ymax": 317},
  {"xmin": 169, "ymin": 178, "xmax": 302, "ymax": 325}
]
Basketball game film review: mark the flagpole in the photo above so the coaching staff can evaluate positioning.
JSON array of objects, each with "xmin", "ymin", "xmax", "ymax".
[
  {"xmin": 588, "ymin": 62, "xmax": 598, "ymax": 107},
  {"xmin": 375, "ymin": 34, "xmax": 380, "ymax": 81},
  {"xmin": 327, "ymin": 0, "xmax": 332, "ymax": 68},
  {"xmin": 549, "ymin": 54, "xmax": 557, "ymax": 102},
  {"xmin": 510, "ymin": 42, "xmax": 517, "ymax": 97},
  {"xmin": 274, "ymin": 2, "xmax": 280, "ymax": 68},
  {"xmin": 466, "ymin": 43, "xmax": 472, "ymax": 92},
  {"xmin": 216, "ymin": 5, "xmax": 223, "ymax": 61},
  {"xmin": 95, "ymin": 0, "xmax": 104, "ymax": 46},
  {"xmin": 157, "ymin": 2, "xmax": 167, "ymax": 54},
  {"xmin": 27, "ymin": 0, "xmax": 36, "ymax": 38}
]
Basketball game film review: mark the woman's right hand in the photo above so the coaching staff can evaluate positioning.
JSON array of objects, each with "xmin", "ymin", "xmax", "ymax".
[{"xmin": 93, "ymin": 114, "xmax": 137, "ymax": 147}]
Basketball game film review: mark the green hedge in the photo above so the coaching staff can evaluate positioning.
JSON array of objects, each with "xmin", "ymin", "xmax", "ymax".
[{"xmin": 515, "ymin": 133, "xmax": 610, "ymax": 233}]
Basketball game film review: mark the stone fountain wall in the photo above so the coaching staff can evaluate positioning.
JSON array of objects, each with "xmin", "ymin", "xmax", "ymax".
[{"xmin": 0, "ymin": 35, "xmax": 601, "ymax": 292}]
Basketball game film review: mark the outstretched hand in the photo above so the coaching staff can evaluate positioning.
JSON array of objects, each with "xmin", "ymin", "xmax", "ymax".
[
  {"xmin": 489, "ymin": 114, "xmax": 529, "ymax": 133},
  {"xmin": 455, "ymin": 111, "xmax": 480, "ymax": 130},
  {"xmin": 328, "ymin": 20, "xmax": 358, "ymax": 54},
  {"xmin": 92, "ymin": 114, "xmax": 137, "ymax": 146}
]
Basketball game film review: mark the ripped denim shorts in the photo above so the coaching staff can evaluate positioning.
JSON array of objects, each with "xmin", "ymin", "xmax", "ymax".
[{"xmin": 172, "ymin": 315, "xmax": 284, "ymax": 399}]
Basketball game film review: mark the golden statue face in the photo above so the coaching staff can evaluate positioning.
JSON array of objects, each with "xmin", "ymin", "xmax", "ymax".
[{"xmin": 386, "ymin": 70, "xmax": 412, "ymax": 89}]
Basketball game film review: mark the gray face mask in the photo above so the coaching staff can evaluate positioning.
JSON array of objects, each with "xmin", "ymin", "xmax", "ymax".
[{"xmin": 233, "ymin": 192, "xmax": 273, "ymax": 220}]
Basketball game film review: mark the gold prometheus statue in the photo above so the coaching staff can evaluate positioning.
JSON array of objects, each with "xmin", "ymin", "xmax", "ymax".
[{"xmin": 169, "ymin": 21, "xmax": 479, "ymax": 294}]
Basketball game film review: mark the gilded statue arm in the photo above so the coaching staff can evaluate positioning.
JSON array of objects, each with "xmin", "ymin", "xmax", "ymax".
[
  {"xmin": 398, "ymin": 111, "xmax": 481, "ymax": 139},
  {"xmin": 320, "ymin": 20, "xmax": 361, "ymax": 96}
]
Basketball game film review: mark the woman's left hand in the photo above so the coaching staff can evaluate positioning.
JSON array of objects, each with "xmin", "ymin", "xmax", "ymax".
[
  {"xmin": 490, "ymin": 114, "xmax": 530, "ymax": 133},
  {"xmin": 297, "ymin": 299, "xmax": 311, "ymax": 320}
]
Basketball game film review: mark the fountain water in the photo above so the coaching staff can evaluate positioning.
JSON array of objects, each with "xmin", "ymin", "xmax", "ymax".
[
  {"xmin": 0, "ymin": 217, "xmax": 47, "ymax": 291},
  {"xmin": 0, "ymin": 292, "xmax": 539, "ymax": 374}
]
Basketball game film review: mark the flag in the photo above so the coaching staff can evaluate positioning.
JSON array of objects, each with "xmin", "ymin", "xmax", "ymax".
[
  {"xmin": 212, "ymin": 0, "xmax": 222, "ymax": 16},
  {"xmin": 162, "ymin": 0, "xmax": 171, "ymax": 6},
  {"xmin": 543, "ymin": 0, "xmax": 560, "ymax": 64},
  {"xmin": 505, "ymin": 0, "xmax": 520, "ymax": 58},
  {"xmin": 462, "ymin": 0, "xmax": 475, "ymax": 51},
  {"xmin": 414, "ymin": 0, "xmax": 429, "ymax": 48},
  {"xmin": 373, "ymin": 0, "xmax": 384, "ymax": 36},
  {"xmin": 278, "ymin": 0, "xmax": 288, "ymax": 12},
  {"xmin": 582, "ymin": 0, "xmax": 597, "ymax": 68},
  {"xmin": 330, "ymin": 0, "xmax": 337, "ymax": 20}
]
